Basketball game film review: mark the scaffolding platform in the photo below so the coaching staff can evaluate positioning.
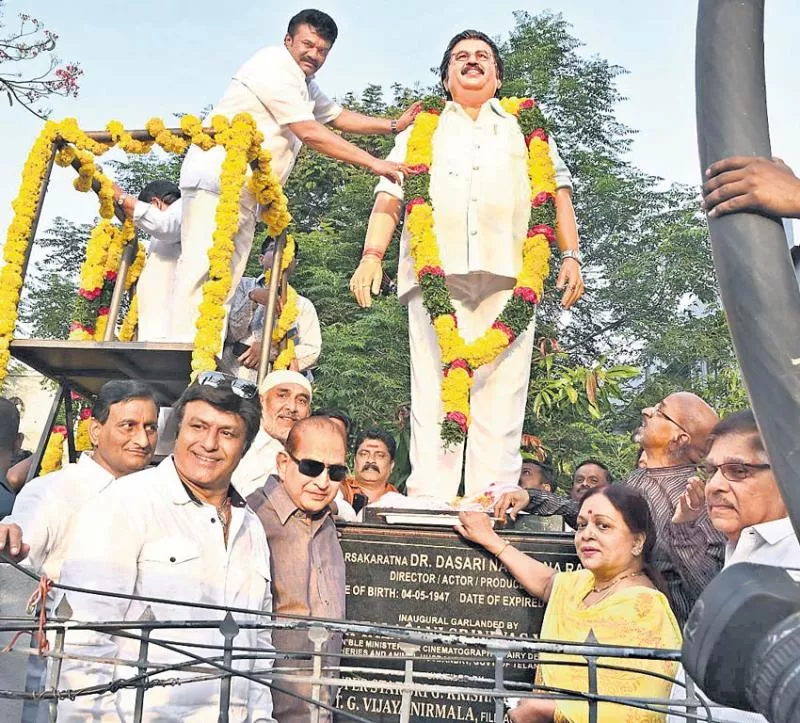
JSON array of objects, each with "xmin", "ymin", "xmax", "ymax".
[{"xmin": 10, "ymin": 339, "xmax": 193, "ymax": 406}]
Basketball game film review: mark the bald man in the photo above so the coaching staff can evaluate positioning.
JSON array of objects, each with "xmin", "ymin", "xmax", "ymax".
[{"xmin": 495, "ymin": 392, "xmax": 725, "ymax": 625}]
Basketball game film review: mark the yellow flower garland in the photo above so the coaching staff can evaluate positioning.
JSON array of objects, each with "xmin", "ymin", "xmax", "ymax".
[
  {"xmin": 0, "ymin": 114, "xmax": 290, "ymax": 381},
  {"xmin": 40, "ymin": 426, "xmax": 67, "ymax": 475},
  {"xmin": 259, "ymin": 233, "xmax": 299, "ymax": 370},
  {"xmin": 0, "ymin": 120, "xmax": 60, "ymax": 381},
  {"xmin": 403, "ymin": 97, "xmax": 556, "ymax": 443}
]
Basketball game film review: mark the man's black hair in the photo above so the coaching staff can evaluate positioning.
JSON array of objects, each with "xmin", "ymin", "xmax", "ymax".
[
  {"xmin": 709, "ymin": 409, "xmax": 764, "ymax": 453},
  {"xmin": 91, "ymin": 381, "xmax": 158, "ymax": 424},
  {"xmin": 354, "ymin": 427, "xmax": 396, "ymax": 460},
  {"xmin": 574, "ymin": 458, "xmax": 612, "ymax": 484},
  {"xmin": 439, "ymin": 29, "xmax": 504, "ymax": 101},
  {"xmin": 138, "ymin": 180, "xmax": 181, "ymax": 205},
  {"xmin": 260, "ymin": 237, "xmax": 300, "ymax": 264},
  {"xmin": 173, "ymin": 382, "xmax": 261, "ymax": 454},
  {"xmin": 311, "ymin": 408, "xmax": 352, "ymax": 434},
  {"xmin": 0, "ymin": 398, "xmax": 20, "ymax": 453},
  {"xmin": 521, "ymin": 458, "xmax": 556, "ymax": 487},
  {"xmin": 287, "ymin": 9, "xmax": 338, "ymax": 44}
]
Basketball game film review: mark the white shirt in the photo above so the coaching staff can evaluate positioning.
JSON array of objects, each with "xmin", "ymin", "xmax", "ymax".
[
  {"xmin": 56, "ymin": 457, "xmax": 274, "ymax": 722},
  {"xmin": 5, "ymin": 453, "xmax": 114, "ymax": 583},
  {"xmin": 232, "ymin": 428, "xmax": 285, "ymax": 499},
  {"xmin": 180, "ymin": 45, "xmax": 342, "ymax": 193},
  {"xmin": 668, "ymin": 517, "xmax": 800, "ymax": 723},
  {"xmin": 132, "ymin": 198, "xmax": 182, "ymax": 246},
  {"xmin": 375, "ymin": 98, "xmax": 573, "ymax": 301}
]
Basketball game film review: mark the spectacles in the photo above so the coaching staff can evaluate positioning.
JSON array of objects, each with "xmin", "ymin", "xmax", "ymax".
[
  {"xmin": 287, "ymin": 451, "xmax": 348, "ymax": 482},
  {"xmin": 696, "ymin": 462, "xmax": 772, "ymax": 482},
  {"xmin": 196, "ymin": 371, "xmax": 257, "ymax": 400},
  {"xmin": 653, "ymin": 406, "xmax": 689, "ymax": 435}
]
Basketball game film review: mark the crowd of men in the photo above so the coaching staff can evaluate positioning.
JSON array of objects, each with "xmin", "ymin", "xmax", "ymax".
[{"xmin": 1, "ymin": 376, "xmax": 798, "ymax": 721}]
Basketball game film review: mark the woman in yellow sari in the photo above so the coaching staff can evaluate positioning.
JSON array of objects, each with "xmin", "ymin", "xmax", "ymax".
[{"xmin": 456, "ymin": 484, "xmax": 682, "ymax": 722}]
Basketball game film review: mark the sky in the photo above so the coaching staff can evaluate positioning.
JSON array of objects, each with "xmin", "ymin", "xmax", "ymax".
[{"xmin": 2, "ymin": 0, "xmax": 800, "ymax": 243}]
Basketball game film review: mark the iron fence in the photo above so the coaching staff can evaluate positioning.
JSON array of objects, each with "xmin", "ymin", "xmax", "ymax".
[{"xmin": 0, "ymin": 557, "xmax": 716, "ymax": 722}]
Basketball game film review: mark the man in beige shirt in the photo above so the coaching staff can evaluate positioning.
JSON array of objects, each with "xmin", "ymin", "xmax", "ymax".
[{"xmin": 247, "ymin": 415, "xmax": 347, "ymax": 721}]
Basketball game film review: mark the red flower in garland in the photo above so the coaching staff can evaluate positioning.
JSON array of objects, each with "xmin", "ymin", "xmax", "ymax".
[
  {"xmin": 52, "ymin": 425, "xmax": 68, "ymax": 436},
  {"xmin": 519, "ymin": 99, "xmax": 535, "ymax": 110},
  {"xmin": 445, "ymin": 358, "xmax": 474, "ymax": 377},
  {"xmin": 525, "ymin": 128, "xmax": 549, "ymax": 146},
  {"xmin": 79, "ymin": 408, "xmax": 92, "ymax": 420},
  {"xmin": 70, "ymin": 321, "xmax": 95, "ymax": 335},
  {"xmin": 79, "ymin": 287, "xmax": 102, "ymax": 301},
  {"xmin": 406, "ymin": 196, "xmax": 426, "ymax": 215},
  {"xmin": 530, "ymin": 224, "xmax": 556, "ymax": 244},
  {"xmin": 105, "ymin": 270, "xmax": 118, "ymax": 282},
  {"xmin": 532, "ymin": 191, "xmax": 554, "ymax": 208},
  {"xmin": 445, "ymin": 411, "xmax": 468, "ymax": 434},
  {"xmin": 491, "ymin": 320, "xmax": 516, "ymax": 343},
  {"xmin": 97, "ymin": 306, "xmax": 110, "ymax": 316},
  {"xmin": 418, "ymin": 265, "xmax": 445, "ymax": 278},
  {"xmin": 407, "ymin": 164, "xmax": 430, "ymax": 175},
  {"xmin": 513, "ymin": 287, "xmax": 539, "ymax": 304}
]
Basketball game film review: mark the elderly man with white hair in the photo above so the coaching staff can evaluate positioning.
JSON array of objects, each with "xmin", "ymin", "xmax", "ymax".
[{"xmin": 232, "ymin": 370, "xmax": 313, "ymax": 498}]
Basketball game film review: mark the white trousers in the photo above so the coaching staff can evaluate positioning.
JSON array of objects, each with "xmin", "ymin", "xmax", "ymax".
[
  {"xmin": 170, "ymin": 189, "xmax": 257, "ymax": 344},
  {"xmin": 405, "ymin": 277, "xmax": 536, "ymax": 501},
  {"xmin": 137, "ymin": 239, "xmax": 180, "ymax": 341}
]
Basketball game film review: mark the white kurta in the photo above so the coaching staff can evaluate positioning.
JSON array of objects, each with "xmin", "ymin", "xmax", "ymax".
[
  {"xmin": 133, "ymin": 199, "xmax": 182, "ymax": 341},
  {"xmin": 375, "ymin": 99, "xmax": 573, "ymax": 499},
  {"xmin": 56, "ymin": 457, "xmax": 275, "ymax": 722},
  {"xmin": 5, "ymin": 453, "xmax": 114, "ymax": 583},
  {"xmin": 172, "ymin": 45, "xmax": 342, "ymax": 344},
  {"xmin": 668, "ymin": 517, "xmax": 800, "ymax": 723},
  {"xmin": 231, "ymin": 428, "xmax": 285, "ymax": 500}
]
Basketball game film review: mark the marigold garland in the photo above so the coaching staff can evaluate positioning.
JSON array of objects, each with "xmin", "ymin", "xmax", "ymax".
[
  {"xmin": 261, "ymin": 233, "xmax": 299, "ymax": 370},
  {"xmin": 0, "ymin": 113, "xmax": 290, "ymax": 380},
  {"xmin": 40, "ymin": 425, "xmax": 67, "ymax": 475},
  {"xmin": 0, "ymin": 120, "xmax": 60, "ymax": 382},
  {"xmin": 75, "ymin": 408, "xmax": 92, "ymax": 452},
  {"xmin": 404, "ymin": 96, "xmax": 557, "ymax": 446}
]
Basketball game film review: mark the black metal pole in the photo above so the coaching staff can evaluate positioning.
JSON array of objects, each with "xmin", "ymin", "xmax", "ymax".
[
  {"xmin": 63, "ymin": 384, "xmax": 77, "ymax": 463},
  {"xmin": 696, "ymin": 0, "xmax": 800, "ymax": 540},
  {"xmin": 26, "ymin": 384, "xmax": 64, "ymax": 482}
]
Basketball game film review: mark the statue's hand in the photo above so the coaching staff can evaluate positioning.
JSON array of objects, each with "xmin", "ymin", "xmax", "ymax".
[
  {"xmin": 556, "ymin": 258, "xmax": 584, "ymax": 309},
  {"xmin": 349, "ymin": 257, "xmax": 383, "ymax": 308}
]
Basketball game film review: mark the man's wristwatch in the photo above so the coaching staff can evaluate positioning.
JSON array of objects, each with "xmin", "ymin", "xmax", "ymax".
[
  {"xmin": 390, "ymin": 119, "xmax": 398, "ymax": 134},
  {"xmin": 115, "ymin": 192, "xmax": 130, "ymax": 208},
  {"xmin": 560, "ymin": 249, "xmax": 583, "ymax": 265}
]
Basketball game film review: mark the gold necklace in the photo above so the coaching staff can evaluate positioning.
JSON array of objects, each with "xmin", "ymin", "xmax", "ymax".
[{"xmin": 592, "ymin": 570, "xmax": 644, "ymax": 594}]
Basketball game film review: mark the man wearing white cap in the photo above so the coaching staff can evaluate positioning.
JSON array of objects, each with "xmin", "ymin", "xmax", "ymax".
[{"xmin": 232, "ymin": 370, "xmax": 312, "ymax": 498}]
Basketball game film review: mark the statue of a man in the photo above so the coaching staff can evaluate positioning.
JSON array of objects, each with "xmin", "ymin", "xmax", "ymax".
[{"xmin": 349, "ymin": 29, "xmax": 584, "ymax": 500}]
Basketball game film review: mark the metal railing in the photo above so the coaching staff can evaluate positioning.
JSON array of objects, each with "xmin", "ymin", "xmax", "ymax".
[{"xmin": 0, "ymin": 558, "xmax": 718, "ymax": 722}]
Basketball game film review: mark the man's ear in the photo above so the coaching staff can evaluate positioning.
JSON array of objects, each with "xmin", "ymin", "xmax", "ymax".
[
  {"xmin": 284, "ymin": 33, "xmax": 292, "ymax": 48},
  {"xmin": 88, "ymin": 418, "xmax": 103, "ymax": 447},
  {"xmin": 276, "ymin": 450, "xmax": 288, "ymax": 479},
  {"xmin": 13, "ymin": 432, "xmax": 23, "ymax": 454}
]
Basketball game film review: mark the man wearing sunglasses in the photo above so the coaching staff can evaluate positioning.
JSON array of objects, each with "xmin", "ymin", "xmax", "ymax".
[
  {"xmin": 667, "ymin": 409, "xmax": 800, "ymax": 723},
  {"xmin": 495, "ymin": 391, "xmax": 725, "ymax": 625},
  {"xmin": 247, "ymin": 415, "xmax": 347, "ymax": 721},
  {"xmin": 55, "ymin": 376, "xmax": 276, "ymax": 721}
]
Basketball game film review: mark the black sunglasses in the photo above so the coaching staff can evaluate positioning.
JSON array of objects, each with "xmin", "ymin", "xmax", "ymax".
[
  {"xmin": 287, "ymin": 451, "xmax": 348, "ymax": 482},
  {"xmin": 196, "ymin": 371, "xmax": 257, "ymax": 399}
]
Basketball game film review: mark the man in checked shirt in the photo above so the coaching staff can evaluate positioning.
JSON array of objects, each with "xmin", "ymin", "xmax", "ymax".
[{"xmin": 496, "ymin": 392, "xmax": 725, "ymax": 626}]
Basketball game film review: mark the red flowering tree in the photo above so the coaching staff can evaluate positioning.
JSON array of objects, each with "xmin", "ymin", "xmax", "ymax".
[{"xmin": 0, "ymin": 3, "xmax": 82, "ymax": 118}]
